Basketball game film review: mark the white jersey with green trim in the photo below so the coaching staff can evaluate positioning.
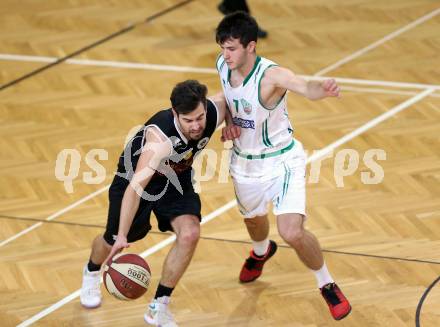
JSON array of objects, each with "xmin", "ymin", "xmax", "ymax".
[{"xmin": 216, "ymin": 54, "xmax": 301, "ymax": 182}]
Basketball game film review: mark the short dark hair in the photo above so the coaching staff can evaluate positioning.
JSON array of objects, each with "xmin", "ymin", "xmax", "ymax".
[
  {"xmin": 215, "ymin": 11, "xmax": 258, "ymax": 47},
  {"xmin": 170, "ymin": 80, "xmax": 207, "ymax": 115}
]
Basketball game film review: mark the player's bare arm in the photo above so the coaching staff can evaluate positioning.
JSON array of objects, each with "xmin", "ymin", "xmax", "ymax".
[
  {"xmin": 262, "ymin": 66, "xmax": 341, "ymax": 101},
  {"xmin": 108, "ymin": 128, "xmax": 172, "ymax": 260},
  {"xmin": 210, "ymin": 92, "xmax": 241, "ymax": 141},
  {"xmin": 209, "ymin": 92, "xmax": 228, "ymax": 127}
]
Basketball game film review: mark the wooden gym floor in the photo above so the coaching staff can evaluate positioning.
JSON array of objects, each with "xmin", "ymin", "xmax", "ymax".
[{"xmin": 0, "ymin": 0, "xmax": 439, "ymax": 326}]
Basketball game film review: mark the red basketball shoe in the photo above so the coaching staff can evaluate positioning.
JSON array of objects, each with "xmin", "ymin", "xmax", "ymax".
[
  {"xmin": 320, "ymin": 283, "xmax": 351, "ymax": 320},
  {"xmin": 239, "ymin": 240, "xmax": 278, "ymax": 283}
]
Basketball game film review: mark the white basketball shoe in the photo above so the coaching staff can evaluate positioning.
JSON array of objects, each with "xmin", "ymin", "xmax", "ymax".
[
  {"xmin": 80, "ymin": 265, "xmax": 102, "ymax": 308},
  {"xmin": 144, "ymin": 296, "xmax": 178, "ymax": 326}
]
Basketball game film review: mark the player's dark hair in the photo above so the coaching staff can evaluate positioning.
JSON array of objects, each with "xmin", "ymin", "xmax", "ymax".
[
  {"xmin": 170, "ymin": 80, "xmax": 207, "ymax": 115},
  {"xmin": 216, "ymin": 11, "xmax": 258, "ymax": 47}
]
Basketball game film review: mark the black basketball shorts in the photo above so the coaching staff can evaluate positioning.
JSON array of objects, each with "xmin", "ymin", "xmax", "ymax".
[{"xmin": 103, "ymin": 174, "xmax": 201, "ymax": 246}]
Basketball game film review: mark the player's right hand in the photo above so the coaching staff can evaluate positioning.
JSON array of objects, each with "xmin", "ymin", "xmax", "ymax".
[
  {"xmin": 221, "ymin": 125, "xmax": 241, "ymax": 142},
  {"xmin": 105, "ymin": 235, "xmax": 130, "ymax": 266},
  {"xmin": 322, "ymin": 78, "xmax": 340, "ymax": 98}
]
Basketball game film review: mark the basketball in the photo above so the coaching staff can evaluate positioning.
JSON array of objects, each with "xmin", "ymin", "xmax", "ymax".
[{"xmin": 103, "ymin": 253, "xmax": 151, "ymax": 300}]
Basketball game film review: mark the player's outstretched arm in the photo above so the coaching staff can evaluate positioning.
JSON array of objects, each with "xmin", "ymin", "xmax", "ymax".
[
  {"xmin": 106, "ymin": 128, "xmax": 172, "ymax": 262},
  {"xmin": 265, "ymin": 66, "xmax": 340, "ymax": 100}
]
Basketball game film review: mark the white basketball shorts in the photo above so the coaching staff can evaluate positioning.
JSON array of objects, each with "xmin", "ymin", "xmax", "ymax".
[{"xmin": 232, "ymin": 142, "xmax": 306, "ymax": 218}]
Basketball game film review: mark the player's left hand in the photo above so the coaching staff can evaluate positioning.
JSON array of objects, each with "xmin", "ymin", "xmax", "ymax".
[{"xmin": 322, "ymin": 79, "xmax": 340, "ymax": 98}]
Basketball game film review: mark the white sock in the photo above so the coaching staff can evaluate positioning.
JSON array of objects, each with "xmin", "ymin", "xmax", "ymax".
[
  {"xmin": 252, "ymin": 239, "xmax": 270, "ymax": 256},
  {"xmin": 312, "ymin": 263, "xmax": 334, "ymax": 288}
]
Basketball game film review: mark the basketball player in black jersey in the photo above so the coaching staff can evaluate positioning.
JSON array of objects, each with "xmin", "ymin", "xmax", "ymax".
[{"xmin": 80, "ymin": 80, "xmax": 229, "ymax": 326}]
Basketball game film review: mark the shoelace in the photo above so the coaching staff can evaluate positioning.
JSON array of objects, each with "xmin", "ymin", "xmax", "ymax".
[
  {"xmin": 245, "ymin": 255, "xmax": 265, "ymax": 270},
  {"xmin": 244, "ymin": 243, "xmax": 275, "ymax": 270},
  {"xmin": 88, "ymin": 283, "xmax": 100, "ymax": 296},
  {"xmin": 84, "ymin": 276, "xmax": 100, "ymax": 296},
  {"xmin": 322, "ymin": 284, "xmax": 342, "ymax": 305}
]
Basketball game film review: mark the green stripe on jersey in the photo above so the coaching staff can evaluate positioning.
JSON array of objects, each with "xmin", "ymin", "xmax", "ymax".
[
  {"xmin": 264, "ymin": 120, "xmax": 273, "ymax": 147},
  {"xmin": 242, "ymin": 56, "xmax": 261, "ymax": 86},
  {"xmin": 233, "ymin": 139, "xmax": 295, "ymax": 160},
  {"xmin": 258, "ymin": 64, "xmax": 287, "ymax": 110},
  {"xmin": 215, "ymin": 54, "xmax": 224, "ymax": 71},
  {"xmin": 261, "ymin": 121, "xmax": 269, "ymax": 147}
]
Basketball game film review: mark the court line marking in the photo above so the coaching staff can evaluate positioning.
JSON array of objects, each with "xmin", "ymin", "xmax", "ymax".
[
  {"xmin": 1, "ymin": 211, "xmax": 438, "ymax": 265},
  {"xmin": 307, "ymin": 88, "xmax": 435, "ymax": 162},
  {"xmin": 314, "ymin": 7, "xmax": 440, "ymax": 76},
  {"xmin": 340, "ymin": 86, "xmax": 440, "ymax": 98},
  {"xmin": 308, "ymin": 75, "xmax": 440, "ymax": 91},
  {"xmin": 1, "ymin": 53, "xmax": 439, "ymax": 91},
  {"xmin": 0, "ymin": 186, "xmax": 110, "ymax": 247},
  {"xmin": 0, "ymin": 54, "xmax": 217, "ymax": 74},
  {"xmin": 415, "ymin": 275, "xmax": 440, "ymax": 327},
  {"xmin": 193, "ymin": 237, "xmax": 440, "ymax": 265},
  {"xmin": 1, "ymin": 213, "xmax": 438, "ymax": 265},
  {"xmin": 16, "ymin": 88, "xmax": 435, "ymax": 326},
  {"xmin": 0, "ymin": 0, "xmax": 194, "ymax": 91}
]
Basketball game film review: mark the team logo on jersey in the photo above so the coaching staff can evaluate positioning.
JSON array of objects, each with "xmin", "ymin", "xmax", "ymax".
[
  {"xmin": 233, "ymin": 117, "xmax": 255, "ymax": 129},
  {"xmin": 197, "ymin": 137, "xmax": 209, "ymax": 149},
  {"xmin": 240, "ymin": 99, "xmax": 252, "ymax": 115}
]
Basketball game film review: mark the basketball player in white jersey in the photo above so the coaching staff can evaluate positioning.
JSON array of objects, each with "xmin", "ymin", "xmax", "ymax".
[{"xmin": 215, "ymin": 12, "xmax": 351, "ymax": 320}]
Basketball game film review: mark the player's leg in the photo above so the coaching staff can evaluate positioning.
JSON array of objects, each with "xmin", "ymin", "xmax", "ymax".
[
  {"xmin": 145, "ymin": 215, "xmax": 199, "ymax": 326},
  {"xmin": 160, "ymin": 214, "xmax": 200, "ymax": 287},
  {"xmin": 233, "ymin": 179, "xmax": 278, "ymax": 282},
  {"xmin": 274, "ymin": 145, "xmax": 325, "ymax": 270},
  {"xmin": 277, "ymin": 213, "xmax": 323, "ymax": 269},
  {"xmin": 276, "ymin": 213, "xmax": 351, "ymax": 319},
  {"xmin": 80, "ymin": 235, "xmax": 115, "ymax": 308},
  {"xmin": 240, "ymin": 215, "xmax": 278, "ymax": 282},
  {"xmin": 80, "ymin": 180, "xmax": 123, "ymax": 309},
  {"xmin": 244, "ymin": 214, "xmax": 269, "ymax": 242},
  {"xmin": 146, "ymin": 181, "xmax": 201, "ymax": 326},
  {"xmin": 81, "ymin": 176, "xmax": 152, "ymax": 309},
  {"xmin": 80, "ymin": 234, "xmax": 108, "ymax": 308},
  {"xmin": 274, "ymin": 148, "xmax": 351, "ymax": 320},
  {"xmin": 89, "ymin": 235, "xmax": 112, "ymax": 269}
]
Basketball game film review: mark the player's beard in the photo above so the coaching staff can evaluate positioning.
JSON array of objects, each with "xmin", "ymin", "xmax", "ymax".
[{"xmin": 189, "ymin": 129, "xmax": 203, "ymax": 140}]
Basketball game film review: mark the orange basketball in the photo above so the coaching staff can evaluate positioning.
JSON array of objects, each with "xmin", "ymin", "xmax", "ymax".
[{"xmin": 103, "ymin": 253, "xmax": 151, "ymax": 300}]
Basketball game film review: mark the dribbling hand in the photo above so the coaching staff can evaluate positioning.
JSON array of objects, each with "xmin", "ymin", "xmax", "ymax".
[
  {"xmin": 322, "ymin": 79, "xmax": 341, "ymax": 98},
  {"xmin": 104, "ymin": 234, "xmax": 130, "ymax": 266}
]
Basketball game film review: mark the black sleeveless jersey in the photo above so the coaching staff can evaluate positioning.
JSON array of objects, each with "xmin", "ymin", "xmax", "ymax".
[{"xmin": 116, "ymin": 99, "xmax": 219, "ymax": 189}]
